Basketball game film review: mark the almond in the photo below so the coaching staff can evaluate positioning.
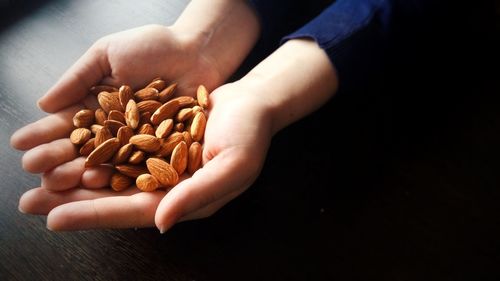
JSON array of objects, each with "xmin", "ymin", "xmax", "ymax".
[
  {"xmin": 85, "ymin": 137, "xmax": 120, "ymax": 167},
  {"xmin": 197, "ymin": 85, "xmax": 210, "ymax": 109},
  {"xmin": 136, "ymin": 173, "xmax": 160, "ymax": 192},
  {"xmin": 182, "ymin": 131, "xmax": 192, "ymax": 148},
  {"xmin": 146, "ymin": 158, "xmax": 179, "ymax": 186},
  {"xmin": 155, "ymin": 119, "xmax": 173, "ymax": 138},
  {"xmin": 171, "ymin": 96, "xmax": 196, "ymax": 108},
  {"xmin": 158, "ymin": 83, "xmax": 177, "ymax": 103},
  {"xmin": 94, "ymin": 126, "xmax": 113, "ymax": 147},
  {"xmin": 89, "ymin": 85, "xmax": 118, "ymax": 96},
  {"xmin": 90, "ymin": 124, "xmax": 103, "ymax": 135},
  {"xmin": 175, "ymin": 108, "xmax": 193, "ymax": 122},
  {"xmin": 156, "ymin": 132, "xmax": 184, "ymax": 157},
  {"xmin": 128, "ymin": 150, "xmax": 145, "ymax": 164},
  {"xmin": 145, "ymin": 78, "xmax": 167, "ymax": 91},
  {"xmin": 171, "ymin": 141, "xmax": 188, "ymax": 175},
  {"xmin": 118, "ymin": 85, "xmax": 134, "ymax": 110},
  {"xmin": 150, "ymin": 99, "xmax": 181, "ymax": 125},
  {"xmin": 104, "ymin": 119, "xmax": 125, "ymax": 136},
  {"xmin": 129, "ymin": 134, "xmax": 161, "ymax": 152},
  {"xmin": 79, "ymin": 137, "xmax": 95, "ymax": 156},
  {"xmin": 190, "ymin": 111, "xmax": 207, "ymax": 142},
  {"xmin": 108, "ymin": 110, "xmax": 126, "ymax": 124},
  {"xmin": 97, "ymin": 91, "xmax": 122, "ymax": 113},
  {"xmin": 115, "ymin": 164, "xmax": 148, "ymax": 178},
  {"xmin": 94, "ymin": 108, "xmax": 107, "ymax": 126},
  {"xmin": 110, "ymin": 172, "xmax": 133, "ymax": 191},
  {"xmin": 136, "ymin": 100, "xmax": 162, "ymax": 114},
  {"xmin": 125, "ymin": 99, "xmax": 139, "ymax": 129},
  {"xmin": 134, "ymin": 88, "xmax": 159, "ymax": 101},
  {"xmin": 117, "ymin": 126, "xmax": 134, "ymax": 146},
  {"xmin": 112, "ymin": 143, "xmax": 133, "ymax": 165},
  {"xmin": 188, "ymin": 142, "xmax": 202, "ymax": 174},
  {"xmin": 138, "ymin": 123, "xmax": 155, "ymax": 135},
  {"xmin": 175, "ymin": 122, "xmax": 184, "ymax": 132},
  {"xmin": 73, "ymin": 109, "xmax": 95, "ymax": 128},
  {"xmin": 70, "ymin": 128, "xmax": 91, "ymax": 145}
]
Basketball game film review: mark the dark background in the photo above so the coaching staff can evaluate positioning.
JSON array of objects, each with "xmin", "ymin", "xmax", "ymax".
[{"xmin": 1, "ymin": 1, "xmax": 499, "ymax": 280}]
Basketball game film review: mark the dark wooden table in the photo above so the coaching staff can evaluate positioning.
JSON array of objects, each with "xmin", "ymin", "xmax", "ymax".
[{"xmin": 1, "ymin": 1, "xmax": 499, "ymax": 280}]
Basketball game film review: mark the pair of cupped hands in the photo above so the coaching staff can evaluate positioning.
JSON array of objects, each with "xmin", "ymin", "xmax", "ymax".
[{"xmin": 10, "ymin": 25, "xmax": 273, "ymax": 233}]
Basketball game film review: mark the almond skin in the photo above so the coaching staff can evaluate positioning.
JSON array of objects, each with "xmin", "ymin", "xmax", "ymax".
[
  {"xmin": 146, "ymin": 158, "xmax": 179, "ymax": 187},
  {"xmin": 171, "ymin": 141, "xmax": 188, "ymax": 175},
  {"xmin": 137, "ymin": 123, "xmax": 155, "ymax": 135},
  {"xmin": 112, "ymin": 143, "xmax": 133, "ymax": 165},
  {"xmin": 73, "ymin": 109, "xmax": 95, "ymax": 128},
  {"xmin": 188, "ymin": 142, "xmax": 202, "ymax": 174},
  {"xmin": 129, "ymin": 134, "xmax": 161, "ymax": 152},
  {"xmin": 190, "ymin": 111, "xmax": 207, "ymax": 142},
  {"xmin": 134, "ymin": 88, "xmax": 159, "ymax": 101},
  {"xmin": 170, "ymin": 96, "xmax": 196, "ymax": 108},
  {"xmin": 128, "ymin": 150, "xmax": 145, "ymax": 164},
  {"xmin": 97, "ymin": 91, "xmax": 122, "ymax": 113},
  {"xmin": 137, "ymin": 100, "xmax": 162, "ymax": 114},
  {"xmin": 136, "ymin": 173, "xmax": 160, "ymax": 192},
  {"xmin": 175, "ymin": 108, "xmax": 193, "ymax": 122},
  {"xmin": 125, "ymin": 99, "xmax": 139, "ymax": 129},
  {"xmin": 151, "ymin": 99, "xmax": 181, "ymax": 125},
  {"xmin": 117, "ymin": 126, "xmax": 134, "ymax": 146},
  {"xmin": 156, "ymin": 132, "xmax": 184, "ymax": 157},
  {"xmin": 145, "ymin": 78, "xmax": 167, "ymax": 91},
  {"xmin": 197, "ymin": 85, "xmax": 210, "ymax": 109},
  {"xmin": 110, "ymin": 173, "xmax": 133, "ymax": 191},
  {"xmin": 104, "ymin": 120, "xmax": 125, "ymax": 136},
  {"xmin": 118, "ymin": 85, "xmax": 134, "ymax": 110},
  {"xmin": 70, "ymin": 128, "xmax": 91, "ymax": 145},
  {"xmin": 108, "ymin": 110, "xmax": 126, "ymax": 124},
  {"xmin": 158, "ymin": 83, "xmax": 177, "ymax": 103},
  {"xmin": 155, "ymin": 119, "xmax": 174, "ymax": 138},
  {"xmin": 115, "ymin": 164, "xmax": 149, "ymax": 178},
  {"xmin": 79, "ymin": 137, "xmax": 95, "ymax": 156},
  {"xmin": 85, "ymin": 137, "xmax": 120, "ymax": 167},
  {"xmin": 94, "ymin": 108, "xmax": 107, "ymax": 126},
  {"xmin": 94, "ymin": 126, "xmax": 113, "ymax": 147}
]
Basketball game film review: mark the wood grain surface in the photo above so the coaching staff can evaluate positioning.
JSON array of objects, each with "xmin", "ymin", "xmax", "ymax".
[{"xmin": 1, "ymin": 1, "xmax": 499, "ymax": 281}]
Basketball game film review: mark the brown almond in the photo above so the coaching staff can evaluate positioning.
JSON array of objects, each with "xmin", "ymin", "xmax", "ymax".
[
  {"xmin": 97, "ymin": 91, "xmax": 122, "ymax": 113},
  {"xmin": 73, "ymin": 109, "xmax": 94, "ymax": 128},
  {"xmin": 70, "ymin": 128, "xmax": 91, "ymax": 145},
  {"xmin": 79, "ymin": 137, "xmax": 95, "ymax": 156},
  {"xmin": 138, "ymin": 112, "xmax": 152, "ymax": 128},
  {"xmin": 171, "ymin": 96, "xmax": 196, "ymax": 108},
  {"xmin": 171, "ymin": 141, "xmax": 188, "ymax": 175},
  {"xmin": 138, "ymin": 123, "xmax": 155, "ymax": 135},
  {"xmin": 190, "ymin": 111, "xmax": 207, "ymax": 142},
  {"xmin": 136, "ymin": 173, "xmax": 160, "ymax": 192},
  {"xmin": 104, "ymin": 119, "xmax": 125, "ymax": 136},
  {"xmin": 197, "ymin": 85, "xmax": 210, "ymax": 109},
  {"xmin": 175, "ymin": 108, "xmax": 193, "ymax": 122},
  {"xmin": 118, "ymin": 85, "xmax": 134, "ymax": 110},
  {"xmin": 192, "ymin": 105, "xmax": 203, "ymax": 114},
  {"xmin": 158, "ymin": 83, "xmax": 177, "ymax": 103},
  {"xmin": 150, "ymin": 99, "xmax": 181, "ymax": 125},
  {"xmin": 112, "ymin": 143, "xmax": 133, "ymax": 165},
  {"xmin": 85, "ymin": 137, "xmax": 120, "ymax": 167},
  {"xmin": 182, "ymin": 131, "xmax": 192, "ymax": 148},
  {"xmin": 94, "ymin": 126, "xmax": 113, "ymax": 147},
  {"xmin": 134, "ymin": 88, "xmax": 159, "ymax": 101},
  {"xmin": 128, "ymin": 150, "xmax": 145, "ymax": 164},
  {"xmin": 129, "ymin": 134, "xmax": 161, "ymax": 152},
  {"xmin": 94, "ymin": 108, "xmax": 107, "ymax": 126},
  {"xmin": 155, "ymin": 119, "xmax": 174, "ymax": 138},
  {"xmin": 156, "ymin": 132, "xmax": 184, "ymax": 157},
  {"xmin": 136, "ymin": 100, "xmax": 162, "ymax": 114},
  {"xmin": 90, "ymin": 124, "xmax": 103, "ymax": 135},
  {"xmin": 145, "ymin": 78, "xmax": 167, "ymax": 91},
  {"xmin": 89, "ymin": 85, "xmax": 118, "ymax": 96},
  {"xmin": 125, "ymin": 99, "xmax": 139, "ymax": 129},
  {"xmin": 115, "ymin": 164, "xmax": 149, "ymax": 178},
  {"xmin": 188, "ymin": 142, "xmax": 202, "ymax": 174},
  {"xmin": 146, "ymin": 158, "xmax": 179, "ymax": 187},
  {"xmin": 108, "ymin": 110, "xmax": 126, "ymax": 124},
  {"xmin": 175, "ymin": 122, "xmax": 184, "ymax": 132},
  {"xmin": 110, "ymin": 172, "xmax": 133, "ymax": 191},
  {"xmin": 117, "ymin": 126, "xmax": 134, "ymax": 146}
]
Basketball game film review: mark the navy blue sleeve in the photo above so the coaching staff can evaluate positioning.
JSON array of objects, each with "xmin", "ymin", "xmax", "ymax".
[{"xmin": 247, "ymin": 0, "xmax": 428, "ymax": 90}]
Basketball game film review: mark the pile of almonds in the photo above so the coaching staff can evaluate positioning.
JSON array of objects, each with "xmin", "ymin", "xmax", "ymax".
[{"xmin": 69, "ymin": 78, "xmax": 208, "ymax": 192}]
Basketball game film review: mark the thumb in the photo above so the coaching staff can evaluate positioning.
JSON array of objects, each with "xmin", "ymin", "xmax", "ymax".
[
  {"xmin": 154, "ymin": 150, "xmax": 257, "ymax": 233},
  {"xmin": 38, "ymin": 39, "xmax": 111, "ymax": 113}
]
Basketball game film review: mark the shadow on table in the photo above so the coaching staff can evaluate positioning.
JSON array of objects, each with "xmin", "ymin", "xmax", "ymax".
[{"xmin": 0, "ymin": 0, "xmax": 55, "ymax": 31}]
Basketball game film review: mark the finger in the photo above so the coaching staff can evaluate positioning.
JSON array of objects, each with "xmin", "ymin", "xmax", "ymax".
[
  {"xmin": 155, "ymin": 150, "xmax": 254, "ymax": 233},
  {"xmin": 22, "ymin": 138, "xmax": 78, "ymax": 174},
  {"xmin": 46, "ymin": 191, "xmax": 165, "ymax": 231},
  {"xmin": 81, "ymin": 165, "xmax": 114, "ymax": 189},
  {"xmin": 18, "ymin": 186, "xmax": 140, "ymax": 215},
  {"xmin": 10, "ymin": 105, "xmax": 83, "ymax": 151},
  {"xmin": 42, "ymin": 157, "xmax": 86, "ymax": 191},
  {"xmin": 37, "ymin": 40, "xmax": 111, "ymax": 113}
]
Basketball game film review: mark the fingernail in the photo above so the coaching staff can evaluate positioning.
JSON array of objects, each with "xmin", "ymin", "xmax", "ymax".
[
  {"xmin": 159, "ymin": 227, "xmax": 166, "ymax": 234},
  {"xmin": 18, "ymin": 205, "xmax": 26, "ymax": 214},
  {"xmin": 46, "ymin": 224, "xmax": 53, "ymax": 231}
]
